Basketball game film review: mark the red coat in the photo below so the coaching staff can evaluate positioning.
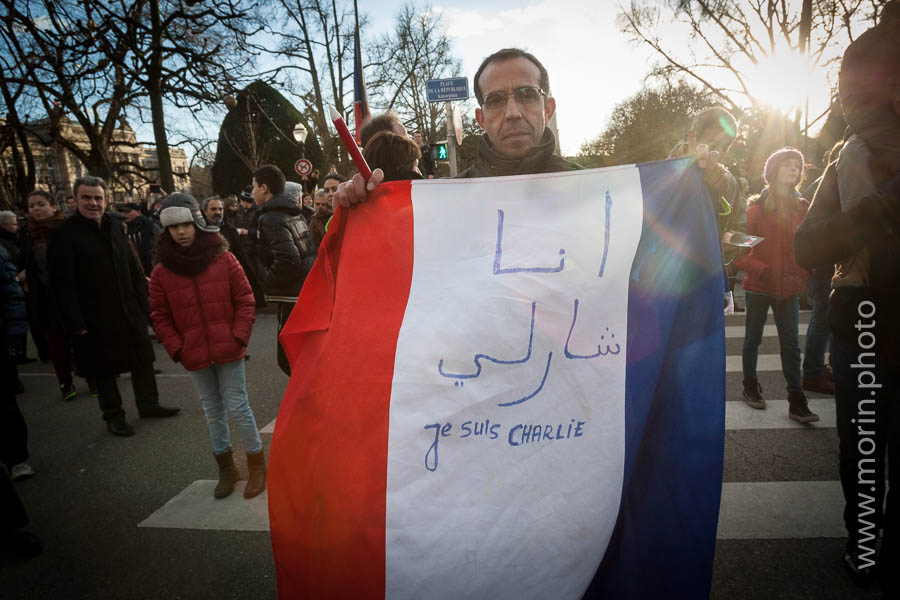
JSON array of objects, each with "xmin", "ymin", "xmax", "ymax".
[
  {"xmin": 734, "ymin": 191, "xmax": 810, "ymax": 300},
  {"xmin": 149, "ymin": 251, "xmax": 255, "ymax": 371}
]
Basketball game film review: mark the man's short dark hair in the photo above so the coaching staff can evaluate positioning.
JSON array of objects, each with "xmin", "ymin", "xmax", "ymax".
[
  {"xmin": 690, "ymin": 107, "xmax": 738, "ymax": 151},
  {"xmin": 473, "ymin": 48, "xmax": 550, "ymax": 106},
  {"xmin": 322, "ymin": 173, "xmax": 346, "ymax": 186},
  {"xmin": 360, "ymin": 111, "xmax": 401, "ymax": 148},
  {"xmin": 73, "ymin": 175, "xmax": 109, "ymax": 199},
  {"xmin": 252, "ymin": 164, "xmax": 285, "ymax": 197},
  {"xmin": 202, "ymin": 196, "xmax": 223, "ymax": 212}
]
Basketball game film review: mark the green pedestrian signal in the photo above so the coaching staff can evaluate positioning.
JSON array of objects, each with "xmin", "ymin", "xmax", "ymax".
[{"xmin": 432, "ymin": 141, "xmax": 448, "ymax": 162}]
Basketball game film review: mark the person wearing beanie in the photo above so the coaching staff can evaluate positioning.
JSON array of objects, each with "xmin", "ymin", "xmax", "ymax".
[
  {"xmin": 149, "ymin": 205, "xmax": 266, "ymax": 500},
  {"xmin": 795, "ymin": 6, "xmax": 900, "ymax": 590},
  {"xmin": 733, "ymin": 147, "xmax": 818, "ymax": 424}
]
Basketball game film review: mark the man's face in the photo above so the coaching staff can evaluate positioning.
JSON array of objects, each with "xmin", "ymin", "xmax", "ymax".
[
  {"xmin": 414, "ymin": 132, "xmax": 423, "ymax": 144},
  {"xmin": 75, "ymin": 185, "xmax": 106, "ymax": 224},
  {"xmin": 314, "ymin": 194, "xmax": 331, "ymax": 214},
  {"xmin": 251, "ymin": 179, "xmax": 269, "ymax": 206},
  {"xmin": 474, "ymin": 57, "xmax": 556, "ymax": 159},
  {"xmin": 65, "ymin": 196, "xmax": 75, "ymax": 210},
  {"xmin": 323, "ymin": 178, "xmax": 340, "ymax": 205},
  {"xmin": 204, "ymin": 199, "xmax": 224, "ymax": 225},
  {"xmin": 124, "ymin": 209, "xmax": 140, "ymax": 223}
]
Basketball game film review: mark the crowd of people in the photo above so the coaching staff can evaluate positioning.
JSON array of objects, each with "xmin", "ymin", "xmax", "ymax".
[{"xmin": 1, "ymin": 5, "xmax": 897, "ymax": 596}]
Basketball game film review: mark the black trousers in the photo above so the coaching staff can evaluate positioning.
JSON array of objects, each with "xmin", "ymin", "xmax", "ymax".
[
  {"xmin": 0, "ymin": 466, "xmax": 28, "ymax": 535},
  {"xmin": 832, "ymin": 334, "xmax": 898, "ymax": 591},
  {"xmin": 276, "ymin": 302, "xmax": 295, "ymax": 376},
  {"xmin": 94, "ymin": 359, "xmax": 160, "ymax": 421},
  {"xmin": 0, "ymin": 356, "xmax": 28, "ymax": 468}
]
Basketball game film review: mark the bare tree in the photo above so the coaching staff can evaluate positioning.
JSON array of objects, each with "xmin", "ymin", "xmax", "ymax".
[
  {"xmin": 367, "ymin": 1, "xmax": 463, "ymax": 143},
  {"xmin": 617, "ymin": 0, "xmax": 884, "ymax": 128}
]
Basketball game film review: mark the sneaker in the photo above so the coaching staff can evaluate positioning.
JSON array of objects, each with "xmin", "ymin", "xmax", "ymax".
[
  {"xmin": 802, "ymin": 372, "xmax": 835, "ymax": 395},
  {"xmin": 10, "ymin": 463, "xmax": 34, "ymax": 481},
  {"xmin": 742, "ymin": 379, "xmax": 766, "ymax": 409},
  {"xmin": 60, "ymin": 383, "xmax": 77, "ymax": 402},
  {"xmin": 788, "ymin": 391, "xmax": 820, "ymax": 423},
  {"xmin": 844, "ymin": 539, "xmax": 878, "ymax": 587}
]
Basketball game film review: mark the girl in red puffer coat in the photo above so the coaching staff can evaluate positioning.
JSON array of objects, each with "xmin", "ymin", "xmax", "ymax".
[
  {"xmin": 149, "ymin": 204, "xmax": 265, "ymax": 501},
  {"xmin": 733, "ymin": 147, "xmax": 818, "ymax": 424}
]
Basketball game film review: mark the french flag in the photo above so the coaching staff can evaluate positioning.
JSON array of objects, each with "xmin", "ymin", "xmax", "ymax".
[{"xmin": 268, "ymin": 157, "xmax": 726, "ymax": 599}]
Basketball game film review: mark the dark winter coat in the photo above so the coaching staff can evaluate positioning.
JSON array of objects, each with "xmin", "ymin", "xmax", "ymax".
[
  {"xmin": 47, "ymin": 212, "xmax": 156, "ymax": 376},
  {"xmin": 733, "ymin": 189, "xmax": 809, "ymax": 300},
  {"xmin": 795, "ymin": 163, "xmax": 900, "ymax": 364},
  {"xmin": 126, "ymin": 214, "xmax": 161, "ymax": 276},
  {"xmin": 0, "ymin": 228, "xmax": 21, "ymax": 269},
  {"xmin": 149, "ymin": 235, "xmax": 255, "ymax": 371},
  {"xmin": 457, "ymin": 130, "xmax": 582, "ymax": 178},
  {"xmin": 218, "ymin": 218, "xmax": 266, "ymax": 307},
  {"xmin": 20, "ymin": 212, "xmax": 67, "ymax": 325},
  {"xmin": 257, "ymin": 192, "xmax": 316, "ymax": 300},
  {"xmin": 0, "ymin": 244, "xmax": 26, "ymax": 340}
]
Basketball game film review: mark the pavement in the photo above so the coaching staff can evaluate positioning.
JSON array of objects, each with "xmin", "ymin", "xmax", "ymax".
[{"xmin": 0, "ymin": 295, "xmax": 883, "ymax": 599}]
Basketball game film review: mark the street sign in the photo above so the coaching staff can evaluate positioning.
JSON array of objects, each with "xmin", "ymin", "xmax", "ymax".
[
  {"xmin": 294, "ymin": 158, "xmax": 312, "ymax": 176},
  {"xmin": 426, "ymin": 77, "xmax": 469, "ymax": 103}
]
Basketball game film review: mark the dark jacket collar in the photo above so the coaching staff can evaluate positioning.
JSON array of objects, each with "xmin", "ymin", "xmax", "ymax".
[
  {"xmin": 260, "ymin": 192, "xmax": 301, "ymax": 215},
  {"xmin": 459, "ymin": 129, "xmax": 581, "ymax": 178}
]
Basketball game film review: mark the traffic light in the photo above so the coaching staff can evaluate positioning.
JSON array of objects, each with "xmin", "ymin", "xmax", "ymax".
[{"xmin": 432, "ymin": 141, "xmax": 448, "ymax": 162}]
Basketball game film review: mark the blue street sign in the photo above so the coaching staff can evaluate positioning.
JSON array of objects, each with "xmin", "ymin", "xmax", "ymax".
[{"xmin": 426, "ymin": 77, "xmax": 469, "ymax": 102}]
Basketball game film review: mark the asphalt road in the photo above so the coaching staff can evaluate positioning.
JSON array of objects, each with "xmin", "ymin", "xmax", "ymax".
[{"xmin": 0, "ymin": 297, "xmax": 881, "ymax": 599}]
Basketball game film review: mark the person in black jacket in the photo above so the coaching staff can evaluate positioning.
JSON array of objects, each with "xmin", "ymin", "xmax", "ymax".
[
  {"xmin": 47, "ymin": 176, "xmax": 180, "ymax": 437},
  {"xmin": 794, "ymin": 10, "xmax": 900, "ymax": 591},
  {"xmin": 122, "ymin": 203, "xmax": 161, "ymax": 276},
  {"xmin": 203, "ymin": 195, "xmax": 266, "ymax": 308},
  {"xmin": 252, "ymin": 165, "xmax": 316, "ymax": 375},
  {"xmin": 413, "ymin": 131, "xmax": 436, "ymax": 179}
]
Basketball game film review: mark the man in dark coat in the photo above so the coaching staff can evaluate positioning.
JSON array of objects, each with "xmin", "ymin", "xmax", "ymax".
[
  {"xmin": 203, "ymin": 196, "xmax": 266, "ymax": 308},
  {"xmin": 252, "ymin": 165, "xmax": 316, "ymax": 375},
  {"xmin": 122, "ymin": 202, "xmax": 160, "ymax": 276},
  {"xmin": 47, "ymin": 176, "xmax": 179, "ymax": 437},
  {"xmin": 413, "ymin": 131, "xmax": 436, "ymax": 179}
]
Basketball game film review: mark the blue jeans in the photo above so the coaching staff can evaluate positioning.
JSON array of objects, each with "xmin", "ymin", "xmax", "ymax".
[
  {"xmin": 742, "ymin": 291, "xmax": 802, "ymax": 392},
  {"xmin": 802, "ymin": 271, "xmax": 832, "ymax": 378},
  {"xmin": 190, "ymin": 360, "xmax": 262, "ymax": 455}
]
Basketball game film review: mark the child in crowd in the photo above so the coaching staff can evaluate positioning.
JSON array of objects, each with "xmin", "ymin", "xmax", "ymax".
[
  {"xmin": 735, "ymin": 147, "xmax": 818, "ymax": 424},
  {"xmin": 149, "ymin": 202, "xmax": 266, "ymax": 500}
]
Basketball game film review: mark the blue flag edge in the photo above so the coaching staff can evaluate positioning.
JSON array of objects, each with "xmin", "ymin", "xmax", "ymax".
[{"xmin": 586, "ymin": 157, "xmax": 727, "ymax": 598}]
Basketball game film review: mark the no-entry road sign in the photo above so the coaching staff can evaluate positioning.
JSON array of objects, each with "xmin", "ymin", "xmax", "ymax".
[{"xmin": 294, "ymin": 159, "xmax": 312, "ymax": 176}]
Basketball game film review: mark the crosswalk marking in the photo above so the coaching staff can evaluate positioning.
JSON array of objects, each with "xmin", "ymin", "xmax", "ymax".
[
  {"xmin": 139, "ymin": 478, "xmax": 846, "ymax": 539},
  {"xmin": 138, "ymin": 480, "xmax": 269, "ymax": 531},
  {"xmin": 726, "ymin": 399, "xmax": 835, "ymax": 429},
  {"xmin": 717, "ymin": 481, "xmax": 845, "ymax": 539},
  {"xmin": 726, "ymin": 353, "xmax": 785, "ymax": 372}
]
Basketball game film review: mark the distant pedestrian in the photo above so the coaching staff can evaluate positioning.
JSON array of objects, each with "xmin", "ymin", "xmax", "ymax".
[
  {"xmin": 734, "ymin": 148, "xmax": 818, "ymax": 423},
  {"xmin": 252, "ymin": 165, "xmax": 316, "ymax": 375},
  {"xmin": 20, "ymin": 191, "xmax": 77, "ymax": 401},
  {"xmin": 121, "ymin": 202, "xmax": 161, "ymax": 276},
  {"xmin": 364, "ymin": 130, "xmax": 423, "ymax": 182},
  {"xmin": 413, "ymin": 131, "xmax": 435, "ymax": 179},
  {"xmin": 308, "ymin": 190, "xmax": 331, "ymax": 249},
  {"xmin": 47, "ymin": 176, "xmax": 180, "ymax": 437},
  {"xmin": 203, "ymin": 196, "xmax": 266, "ymax": 308},
  {"xmin": 150, "ymin": 204, "xmax": 266, "ymax": 499}
]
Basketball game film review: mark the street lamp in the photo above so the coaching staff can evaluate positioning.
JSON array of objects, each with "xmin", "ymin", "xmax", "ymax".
[{"xmin": 293, "ymin": 123, "xmax": 308, "ymax": 144}]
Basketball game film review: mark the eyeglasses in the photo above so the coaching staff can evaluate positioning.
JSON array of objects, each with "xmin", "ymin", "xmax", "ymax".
[{"xmin": 481, "ymin": 86, "xmax": 547, "ymax": 110}]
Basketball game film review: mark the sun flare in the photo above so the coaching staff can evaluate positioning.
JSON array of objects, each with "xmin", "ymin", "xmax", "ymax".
[{"xmin": 743, "ymin": 50, "xmax": 832, "ymax": 117}]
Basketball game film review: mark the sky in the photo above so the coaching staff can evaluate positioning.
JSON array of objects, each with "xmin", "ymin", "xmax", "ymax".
[{"xmin": 363, "ymin": 0, "xmax": 658, "ymax": 156}]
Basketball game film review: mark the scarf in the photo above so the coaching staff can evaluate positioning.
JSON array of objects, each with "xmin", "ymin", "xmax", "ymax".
[
  {"xmin": 156, "ymin": 230, "xmax": 227, "ymax": 277},
  {"xmin": 26, "ymin": 210, "xmax": 67, "ymax": 242},
  {"xmin": 472, "ymin": 129, "xmax": 570, "ymax": 177}
]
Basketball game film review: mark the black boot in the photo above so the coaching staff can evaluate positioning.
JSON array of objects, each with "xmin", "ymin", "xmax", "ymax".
[
  {"xmin": 742, "ymin": 378, "xmax": 766, "ymax": 409},
  {"xmin": 788, "ymin": 390, "xmax": 819, "ymax": 423},
  {"xmin": 213, "ymin": 451, "xmax": 241, "ymax": 499},
  {"xmin": 138, "ymin": 404, "xmax": 181, "ymax": 418},
  {"xmin": 244, "ymin": 450, "xmax": 266, "ymax": 499},
  {"xmin": 106, "ymin": 416, "xmax": 135, "ymax": 437}
]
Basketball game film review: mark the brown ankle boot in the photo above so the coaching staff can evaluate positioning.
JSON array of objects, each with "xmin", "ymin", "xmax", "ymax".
[
  {"xmin": 213, "ymin": 450, "xmax": 241, "ymax": 499},
  {"xmin": 244, "ymin": 450, "xmax": 267, "ymax": 499}
]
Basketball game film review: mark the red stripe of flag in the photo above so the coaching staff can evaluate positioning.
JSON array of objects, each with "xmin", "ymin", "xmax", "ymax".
[{"xmin": 269, "ymin": 181, "xmax": 414, "ymax": 598}]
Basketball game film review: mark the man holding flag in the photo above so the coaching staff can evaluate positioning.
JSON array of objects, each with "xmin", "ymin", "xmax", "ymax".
[{"xmin": 272, "ymin": 48, "xmax": 728, "ymax": 599}]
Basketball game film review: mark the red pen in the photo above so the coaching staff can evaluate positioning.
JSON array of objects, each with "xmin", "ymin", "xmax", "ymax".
[{"xmin": 329, "ymin": 105, "xmax": 372, "ymax": 180}]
